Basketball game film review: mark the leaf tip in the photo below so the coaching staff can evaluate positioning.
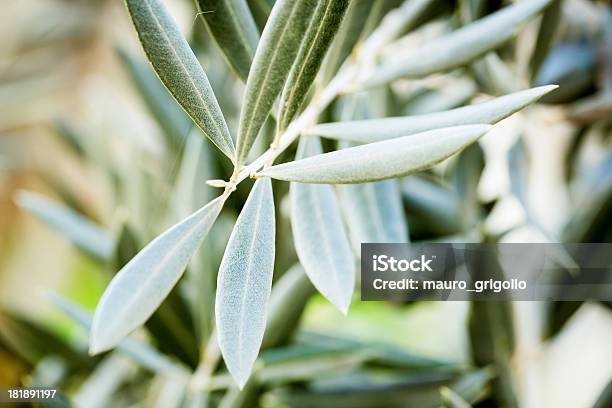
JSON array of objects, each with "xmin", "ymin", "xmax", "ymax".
[
  {"xmin": 224, "ymin": 358, "xmax": 253, "ymax": 390},
  {"xmin": 235, "ymin": 375, "xmax": 249, "ymax": 390},
  {"xmin": 88, "ymin": 310, "xmax": 118, "ymax": 356},
  {"xmin": 88, "ymin": 336, "xmax": 109, "ymax": 356},
  {"xmin": 534, "ymin": 84, "xmax": 559, "ymax": 97}
]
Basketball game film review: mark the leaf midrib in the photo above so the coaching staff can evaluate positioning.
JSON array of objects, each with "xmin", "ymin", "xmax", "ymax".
[
  {"xmin": 100, "ymin": 201, "xmax": 218, "ymax": 343},
  {"xmin": 140, "ymin": 0, "xmax": 232, "ymax": 155},
  {"xmin": 269, "ymin": 132, "xmax": 469, "ymax": 177},
  {"xmin": 239, "ymin": 0, "xmax": 305, "ymax": 159},
  {"xmin": 281, "ymin": 0, "xmax": 333, "ymax": 121},
  {"xmin": 236, "ymin": 182, "xmax": 267, "ymax": 374},
  {"xmin": 223, "ymin": 0, "xmax": 256, "ymax": 59}
]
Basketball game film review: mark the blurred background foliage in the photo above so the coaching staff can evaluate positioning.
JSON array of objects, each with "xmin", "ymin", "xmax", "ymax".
[{"xmin": 0, "ymin": 0, "xmax": 611, "ymax": 407}]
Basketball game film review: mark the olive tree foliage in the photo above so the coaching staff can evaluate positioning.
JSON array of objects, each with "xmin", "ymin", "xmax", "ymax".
[{"xmin": 78, "ymin": 0, "xmax": 558, "ymax": 389}]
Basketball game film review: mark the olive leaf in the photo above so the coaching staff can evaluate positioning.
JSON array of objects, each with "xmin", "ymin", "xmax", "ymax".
[
  {"xmin": 195, "ymin": 0, "xmax": 260, "ymax": 81},
  {"xmin": 260, "ymin": 125, "xmax": 492, "ymax": 184},
  {"xmin": 334, "ymin": 98, "xmax": 409, "ymax": 246},
  {"xmin": 216, "ymin": 178, "xmax": 276, "ymax": 388},
  {"xmin": 277, "ymin": 0, "xmax": 349, "ymax": 132},
  {"xmin": 290, "ymin": 137, "xmax": 355, "ymax": 314},
  {"xmin": 308, "ymin": 85, "xmax": 557, "ymax": 143},
  {"xmin": 90, "ymin": 195, "xmax": 226, "ymax": 354},
  {"xmin": 125, "ymin": 0, "xmax": 235, "ymax": 160},
  {"xmin": 235, "ymin": 0, "xmax": 317, "ymax": 165},
  {"xmin": 15, "ymin": 191, "xmax": 114, "ymax": 262},
  {"xmin": 362, "ymin": 0, "xmax": 554, "ymax": 88}
]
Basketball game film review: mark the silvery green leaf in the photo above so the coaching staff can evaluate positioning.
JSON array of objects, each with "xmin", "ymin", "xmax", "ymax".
[
  {"xmin": 90, "ymin": 195, "xmax": 226, "ymax": 354},
  {"xmin": 47, "ymin": 293, "xmax": 183, "ymax": 375},
  {"xmin": 335, "ymin": 96, "xmax": 408, "ymax": 246},
  {"xmin": 216, "ymin": 178, "xmax": 275, "ymax": 388},
  {"xmin": 125, "ymin": 0, "xmax": 235, "ymax": 160},
  {"xmin": 277, "ymin": 0, "xmax": 349, "ymax": 131},
  {"xmin": 15, "ymin": 191, "xmax": 114, "ymax": 262},
  {"xmin": 260, "ymin": 125, "xmax": 492, "ymax": 184},
  {"xmin": 308, "ymin": 86, "xmax": 557, "ymax": 144},
  {"xmin": 195, "ymin": 0, "xmax": 260, "ymax": 81},
  {"xmin": 339, "ymin": 179, "xmax": 408, "ymax": 246},
  {"xmin": 236, "ymin": 0, "xmax": 317, "ymax": 165},
  {"xmin": 290, "ymin": 137, "xmax": 354, "ymax": 314},
  {"xmin": 362, "ymin": 0, "xmax": 554, "ymax": 87}
]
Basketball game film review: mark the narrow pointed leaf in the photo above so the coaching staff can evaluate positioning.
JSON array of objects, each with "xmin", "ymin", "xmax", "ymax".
[
  {"xmin": 216, "ymin": 178, "xmax": 276, "ymax": 388},
  {"xmin": 308, "ymin": 86, "xmax": 557, "ymax": 143},
  {"xmin": 15, "ymin": 191, "xmax": 114, "ymax": 262},
  {"xmin": 195, "ymin": 0, "xmax": 260, "ymax": 81},
  {"xmin": 339, "ymin": 179, "xmax": 408, "ymax": 245},
  {"xmin": 236, "ymin": 0, "xmax": 317, "ymax": 165},
  {"xmin": 260, "ymin": 125, "xmax": 492, "ymax": 184},
  {"xmin": 125, "ymin": 0, "xmax": 235, "ymax": 160},
  {"xmin": 90, "ymin": 195, "xmax": 226, "ymax": 354},
  {"xmin": 290, "ymin": 137, "xmax": 354, "ymax": 314},
  {"xmin": 277, "ymin": 0, "xmax": 349, "ymax": 131},
  {"xmin": 335, "ymin": 96, "xmax": 409, "ymax": 246},
  {"xmin": 363, "ymin": 0, "xmax": 554, "ymax": 87}
]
